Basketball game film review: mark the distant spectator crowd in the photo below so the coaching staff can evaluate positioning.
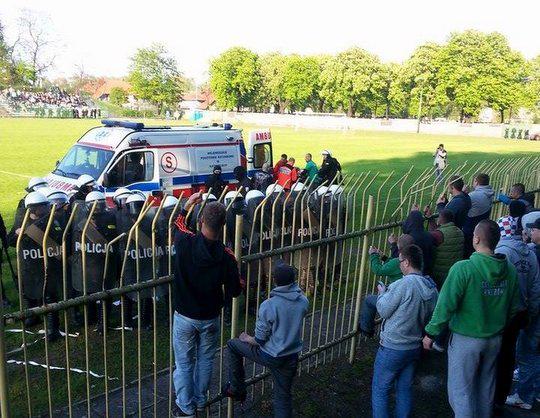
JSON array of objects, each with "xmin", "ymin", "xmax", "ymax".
[{"xmin": 1, "ymin": 87, "xmax": 100, "ymax": 118}]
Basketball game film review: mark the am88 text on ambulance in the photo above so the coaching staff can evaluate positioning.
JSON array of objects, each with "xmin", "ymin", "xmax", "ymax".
[{"xmin": 46, "ymin": 120, "xmax": 274, "ymax": 203}]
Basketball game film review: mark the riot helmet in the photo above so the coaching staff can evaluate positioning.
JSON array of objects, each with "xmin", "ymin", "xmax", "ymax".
[
  {"xmin": 265, "ymin": 183, "xmax": 283, "ymax": 196},
  {"xmin": 40, "ymin": 187, "xmax": 69, "ymax": 209},
  {"xmin": 24, "ymin": 191, "xmax": 50, "ymax": 217},
  {"xmin": 245, "ymin": 190, "xmax": 264, "ymax": 204},
  {"xmin": 76, "ymin": 174, "xmax": 96, "ymax": 194},
  {"xmin": 125, "ymin": 194, "xmax": 145, "ymax": 217},
  {"xmin": 26, "ymin": 177, "xmax": 48, "ymax": 193},
  {"xmin": 85, "ymin": 191, "xmax": 107, "ymax": 212},
  {"xmin": 113, "ymin": 188, "xmax": 132, "ymax": 209}
]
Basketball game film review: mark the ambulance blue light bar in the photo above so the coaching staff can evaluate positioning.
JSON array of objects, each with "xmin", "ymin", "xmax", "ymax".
[{"xmin": 101, "ymin": 119, "xmax": 145, "ymax": 130}]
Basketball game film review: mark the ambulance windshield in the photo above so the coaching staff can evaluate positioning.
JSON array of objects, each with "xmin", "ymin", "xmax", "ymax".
[{"xmin": 54, "ymin": 144, "xmax": 114, "ymax": 179}]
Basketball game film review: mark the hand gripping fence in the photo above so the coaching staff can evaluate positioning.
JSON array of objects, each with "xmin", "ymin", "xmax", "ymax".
[{"xmin": 0, "ymin": 156, "xmax": 539, "ymax": 417}]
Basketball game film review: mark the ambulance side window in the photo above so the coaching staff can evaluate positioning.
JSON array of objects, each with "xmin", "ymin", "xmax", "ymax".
[
  {"xmin": 253, "ymin": 144, "xmax": 271, "ymax": 169},
  {"xmin": 108, "ymin": 151, "xmax": 154, "ymax": 187}
]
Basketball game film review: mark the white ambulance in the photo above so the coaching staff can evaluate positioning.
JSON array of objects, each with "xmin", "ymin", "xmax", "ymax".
[{"xmin": 46, "ymin": 120, "xmax": 273, "ymax": 202}]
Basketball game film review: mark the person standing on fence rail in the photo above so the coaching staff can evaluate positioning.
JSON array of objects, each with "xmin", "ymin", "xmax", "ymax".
[
  {"xmin": 423, "ymin": 219, "xmax": 520, "ymax": 418},
  {"xmin": 463, "ymin": 173, "xmax": 494, "ymax": 258},
  {"xmin": 371, "ymin": 244, "xmax": 438, "ymax": 418},
  {"xmin": 436, "ymin": 175, "xmax": 471, "ymax": 230},
  {"xmin": 171, "ymin": 192, "xmax": 241, "ymax": 418},
  {"xmin": 222, "ymin": 259, "xmax": 308, "ymax": 418}
]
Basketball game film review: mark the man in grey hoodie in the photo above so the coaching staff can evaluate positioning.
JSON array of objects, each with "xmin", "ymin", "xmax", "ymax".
[
  {"xmin": 493, "ymin": 216, "xmax": 540, "ymax": 412},
  {"xmin": 372, "ymin": 245, "xmax": 438, "ymax": 418},
  {"xmin": 223, "ymin": 260, "xmax": 309, "ymax": 418},
  {"xmin": 464, "ymin": 173, "xmax": 494, "ymax": 257}
]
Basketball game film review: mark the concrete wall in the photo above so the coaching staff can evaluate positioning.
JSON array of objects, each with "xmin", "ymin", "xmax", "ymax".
[{"xmin": 203, "ymin": 111, "xmax": 540, "ymax": 138}]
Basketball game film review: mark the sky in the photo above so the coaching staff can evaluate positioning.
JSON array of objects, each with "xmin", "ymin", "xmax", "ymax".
[{"xmin": 1, "ymin": 0, "xmax": 539, "ymax": 84}]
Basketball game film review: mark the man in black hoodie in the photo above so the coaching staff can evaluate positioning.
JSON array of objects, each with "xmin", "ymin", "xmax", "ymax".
[
  {"xmin": 402, "ymin": 209, "xmax": 436, "ymax": 276},
  {"xmin": 171, "ymin": 192, "xmax": 242, "ymax": 417}
]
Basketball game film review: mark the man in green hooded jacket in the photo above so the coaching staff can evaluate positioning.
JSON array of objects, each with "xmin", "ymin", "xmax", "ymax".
[{"xmin": 423, "ymin": 219, "xmax": 520, "ymax": 418}]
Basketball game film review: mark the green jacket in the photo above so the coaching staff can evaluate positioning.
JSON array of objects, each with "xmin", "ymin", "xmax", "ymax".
[
  {"xmin": 369, "ymin": 254, "xmax": 402, "ymax": 283},
  {"xmin": 432, "ymin": 222, "xmax": 464, "ymax": 287},
  {"xmin": 425, "ymin": 252, "xmax": 520, "ymax": 339},
  {"xmin": 304, "ymin": 160, "xmax": 318, "ymax": 181}
]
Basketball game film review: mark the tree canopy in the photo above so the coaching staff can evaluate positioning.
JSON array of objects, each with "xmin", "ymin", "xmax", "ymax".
[
  {"xmin": 207, "ymin": 30, "xmax": 538, "ymax": 122},
  {"xmin": 128, "ymin": 44, "xmax": 185, "ymax": 114}
]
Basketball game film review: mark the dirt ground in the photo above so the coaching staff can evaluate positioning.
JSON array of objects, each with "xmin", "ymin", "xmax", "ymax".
[{"xmin": 244, "ymin": 338, "xmax": 540, "ymax": 418}]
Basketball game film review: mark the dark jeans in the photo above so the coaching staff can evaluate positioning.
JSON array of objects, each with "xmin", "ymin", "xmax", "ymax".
[
  {"xmin": 372, "ymin": 345, "xmax": 422, "ymax": 418},
  {"xmin": 494, "ymin": 310, "xmax": 529, "ymax": 407},
  {"xmin": 359, "ymin": 294, "xmax": 378, "ymax": 335},
  {"xmin": 228, "ymin": 339, "xmax": 298, "ymax": 418}
]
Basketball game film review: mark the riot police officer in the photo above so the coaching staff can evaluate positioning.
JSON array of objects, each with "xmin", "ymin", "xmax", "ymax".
[
  {"xmin": 71, "ymin": 191, "xmax": 117, "ymax": 329},
  {"xmin": 8, "ymin": 177, "xmax": 49, "ymax": 245},
  {"xmin": 69, "ymin": 174, "xmax": 96, "ymax": 205},
  {"xmin": 11, "ymin": 191, "xmax": 64, "ymax": 339}
]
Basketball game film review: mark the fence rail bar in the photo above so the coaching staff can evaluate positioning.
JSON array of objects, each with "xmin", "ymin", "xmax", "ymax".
[{"xmin": 4, "ymin": 276, "xmax": 173, "ymax": 322}]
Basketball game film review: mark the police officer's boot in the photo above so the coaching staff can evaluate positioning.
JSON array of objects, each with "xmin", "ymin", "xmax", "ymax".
[
  {"xmin": 141, "ymin": 298, "xmax": 153, "ymax": 331},
  {"xmin": 46, "ymin": 311, "xmax": 61, "ymax": 342},
  {"xmin": 24, "ymin": 298, "xmax": 41, "ymax": 328}
]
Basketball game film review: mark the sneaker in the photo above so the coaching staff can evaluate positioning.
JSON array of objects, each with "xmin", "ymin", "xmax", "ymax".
[
  {"xmin": 505, "ymin": 393, "xmax": 532, "ymax": 410},
  {"xmin": 513, "ymin": 368, "xmax": 519, "ymax": 382},
  {"xmin": 221, "ymin": 382, "xmax": 247, "ymax": 403},
  {"xmin": 432, "ymin": 342, "xmax": 445, "ymax": 353},
  {"xmin": 171, "ymin": 403, "xmax": 195, "ymax": 417}
]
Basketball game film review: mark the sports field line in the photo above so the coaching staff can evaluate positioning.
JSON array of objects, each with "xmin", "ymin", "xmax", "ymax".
[{"xmin": 0, "ymin": 170, "xmax": 32, "ymax": 179}]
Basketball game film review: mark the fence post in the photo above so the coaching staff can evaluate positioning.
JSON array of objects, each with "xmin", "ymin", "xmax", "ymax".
[
  {"xmin": 349, "ymin": 195, "xmax": 374, "ymax": 364},
  {"xmin": 227, "ymin": 214, "xmax": 243, "ymax": 418},
  {"xmin": 0, "ymin": 279, "xmax": 10, "ymax": 417}
]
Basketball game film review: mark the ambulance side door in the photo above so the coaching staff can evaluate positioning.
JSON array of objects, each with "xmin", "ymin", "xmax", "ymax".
[
  {"xmin": 103, "ymin": 149, "xmax": 158, "ymax": 194},
  {"xmin": 157, "ymin": 146, "xmax": 192, "ymax": 192}
]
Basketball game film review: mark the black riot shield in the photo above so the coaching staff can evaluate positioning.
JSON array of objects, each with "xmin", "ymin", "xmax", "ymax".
[
  {"xmin": 71, "ymin": 206, "xmax": 118, "ymax": 294},
  {"xmin": 17, "ymin": 214, "xmax": 48, "ymax": 301},
  {"xmin": 119, "ymin": 209, "xmax": 155, "ymax": 301}
]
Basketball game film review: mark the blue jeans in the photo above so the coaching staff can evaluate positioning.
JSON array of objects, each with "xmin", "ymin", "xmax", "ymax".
[
  {"xmin": 515, "ymin": 330, "xmax": 540, "ymax": 405},
  {"xmin": 372, "ymin": 345, "xmax": 421, "ymax": 418},
  {"xmin": 359, "ymin": 294, "xmax": 378, "ymax": 335},
  {"xmin": 173, "ymin": 312, "xmax": 220, "ymax": 414}
]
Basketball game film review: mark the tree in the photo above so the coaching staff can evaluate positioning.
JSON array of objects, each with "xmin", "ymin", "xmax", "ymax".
[
  {"xmin": 392, "ymin": 43, "xmax": 447, "ymax": 119},
  {"xmin": 109, "ymin": 87, "xmax": 128, "ymax": 106},
  {"xmin": 209, "ymin": 47, "xmax": 261, "ymax": 111},
  {"xmin": 437, "ymin": 30, "xmax": 528, "ymax": 122},
  {"xmin": 282, "ymin": 55, "xmax": 320, "ymax": 112},
  {"xmin": 128, "ymin": 44, "xmax": 185, "ymax": 114},
  {"xmin": 15, "ymin": 10, "xmax": 57, "ymax": 85},
  {"xmin": 258, "ymin": 52, "xmax": 288, "ymax": 112},
  {"xmin": 319, "ymin": 47, "xmax": 382, "ymax": 117}
]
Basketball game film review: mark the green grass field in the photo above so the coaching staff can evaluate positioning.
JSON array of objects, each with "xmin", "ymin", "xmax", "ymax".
[
  {"xmin": 0, "ymin": 117, "xmax": 538, "ymax": 415},
  {"xmin": 1, "ymin": 117, "xmax": 538, "ymax": 227}
]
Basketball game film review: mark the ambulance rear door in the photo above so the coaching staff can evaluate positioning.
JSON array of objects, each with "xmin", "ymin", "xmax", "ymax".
[{"xmin": 247, "ymin": 129, "xmax": 273, "ymax": 175}]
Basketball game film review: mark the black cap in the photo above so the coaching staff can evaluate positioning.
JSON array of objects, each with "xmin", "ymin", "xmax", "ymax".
[
  {"xmin": 214, "ymin": 165, "xmax": 222, "ymax": 172},
  {"xmin": 272, "ymin": 259, "xmax": 296, "ymax": 286},
  {"xmin": 526, "ymin": 218, "xmax": 540, "ymax": 230}
]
